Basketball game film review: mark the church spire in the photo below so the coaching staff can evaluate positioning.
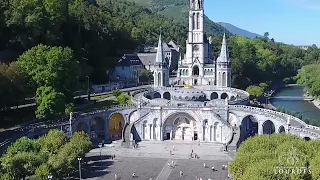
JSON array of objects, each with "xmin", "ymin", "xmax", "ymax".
[
  {"xmin": 217, "ymin": 33, "xmax": 230, "ymax": 62},
  {"xmin": 155, "ymin": 33, "xmax": 165, "ymax": 64}
]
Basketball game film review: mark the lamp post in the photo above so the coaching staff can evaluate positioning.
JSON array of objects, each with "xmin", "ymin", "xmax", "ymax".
[
  {"xmin": 86, "ymin": 76, "xmax": 90, "ymax": 101},
  {"xmin": 78, "ymin": 158, "xmax": 82, "ymax": 180},
  {"xmin": 264, "ymin": 90, "xmax": 274, "ymax": 108},
  {"xmin": 69, "ymin": 112, "xmax": 73, "ymax": 137},
  {"xmin": 48, "ymin": 174, "xmax": 53, "ymax": 180}
]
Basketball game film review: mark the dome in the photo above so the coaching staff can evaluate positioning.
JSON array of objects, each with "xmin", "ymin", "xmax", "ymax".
[{"xmin": 171, "ymin": 86, "xmax": 206, "ymax": 101}]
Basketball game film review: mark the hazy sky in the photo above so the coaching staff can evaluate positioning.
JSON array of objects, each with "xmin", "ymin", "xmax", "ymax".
[{"xmin": 204, "ymin": 0, "xmax": 320, "ymax": 46}]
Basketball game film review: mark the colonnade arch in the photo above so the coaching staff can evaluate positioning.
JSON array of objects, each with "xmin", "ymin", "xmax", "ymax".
[
  {"xmin": 162, "ymin": 112, "xmax": 198, "ymax": 141},
  {"xmin": 221, "ymin": 93, "xmax": 228, "ymax": 99},
  {"xmin": 163, "ymin": 92, "xmax": 171, "ymax": 100},
  {"xmin": 210, "ymin": 92, "xmax": 218, "ymax": 100},
  {"xmin": 91, "ymin": 117, "xmax": 105, "ymax": 138},
  {"xmin": 154, "ymin": 92, "xmax": 161, "ymax": 99},
  {"xmin": 109, "ymin": 113, "xmax": 125, "ymax": 140},
  {"xmin": 240, "ymin": 115, "xmax": 258, "ymax": 142},
  {"xmin": 76, "ymin": 122, "xmax": 89, "ymax": 134},
  {"xmin": 262, "ymin": 120, "xmax": 275, "ymax": 134}
]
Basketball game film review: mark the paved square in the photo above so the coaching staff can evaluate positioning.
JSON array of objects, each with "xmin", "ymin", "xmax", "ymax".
[{"xmin": 82, "ymin": 141, "xmax": 232, "ymax": 180}]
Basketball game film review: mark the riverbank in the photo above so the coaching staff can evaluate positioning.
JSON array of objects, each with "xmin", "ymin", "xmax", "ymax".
[{"xmin": 305, "ymin": 94, "xmax": 320, "ymax": 111}]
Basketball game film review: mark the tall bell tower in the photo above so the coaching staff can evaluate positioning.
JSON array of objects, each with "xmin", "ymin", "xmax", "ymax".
[{"xmin": 186, "ymin": 0, "xmax": 205, "ymax": 65}]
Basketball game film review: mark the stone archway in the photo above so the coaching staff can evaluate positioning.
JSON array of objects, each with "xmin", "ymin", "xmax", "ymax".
[
  {"xmin": 192, "ymin": 66, "xmax": 199, "ymax": 76},
  {"xmin": 240, "ymin": 115, "xmax": 258, "ymax": 142},
  {"xmin": 76, "ymin": 122, "xmax": 89, "ymax": 134},
  {"xmin": 163, "ymin": 92, "xmax": 171, "ymax": 100},
  {"xmin": 163, "ymin": 112, "xmax": 197, "ymax": 141},
  {"xmin": 304, "ymin": 137, "xmax": 311, "ymax": 141},
  {"xmin": 91, "ymin": 117, "xmax": 105, "ymax": 138},
  {"xmin": 210, "ymin": 92, "xmax": 218, "ymax": 100},
  {"xmin": 278, "ymin": 125, "xmax": 285, "ymax": 133},
  {"xmin": 221, "ymin": 93, "xmax": 228, "ymax": 99},
  {"xmin": 154, "ymin": 92, "xmax": 161, "ymax": 99},
  {"xmin": 109, "ymin": 113, "xmax": 125, "ymax": 140},
  {"xmin": 263, "ymin": 120, "xmax": 275, "ymax": 134}
]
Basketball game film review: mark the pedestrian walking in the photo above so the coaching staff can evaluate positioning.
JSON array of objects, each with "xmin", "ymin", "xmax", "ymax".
[
  {"xmin": 203, "ymin": 162, "xmax": 206, "ymax": 168},
  {"xmin": 211, "ymin": 166, "xmax": 215, "ymax": 171},
  {"xmin": 171, "ymin": 160, "xmax": 174, "ymax": 166},
  {"xmin": 170, "ymin": 150, "xmax": 172, "ymax": 155},
  {"xmin": 114, "ymin": 173, "xmax": 118, "ymax": 180},
  {"xmin": 198, "ymin": 139, "xmax": 200, "ymax": 146},
  {"xmin": 113, "ymin": 154, "xmax": 116, "ymax": 159},
  {"xmin": 173, "ymin": 145, "xmax": 175, "ymax": 151},
  {"xmin": 180, "ymin": 170, "xmax": 183, "ymax": 177}
]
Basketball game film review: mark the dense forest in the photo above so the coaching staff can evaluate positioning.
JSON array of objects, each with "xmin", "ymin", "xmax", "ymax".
[{"xmin": 0, "ymin": 0, "xmax": 320, "ymax": 119}]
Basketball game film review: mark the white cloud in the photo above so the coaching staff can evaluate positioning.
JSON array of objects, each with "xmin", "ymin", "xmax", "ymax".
[{"xmin": 283, "ymin": 0, "xmax": 320, "ymax": 10}]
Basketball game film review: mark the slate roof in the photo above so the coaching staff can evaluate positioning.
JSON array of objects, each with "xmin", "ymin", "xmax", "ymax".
[
  {"xmin": 117, "ymin": 54, "xmax": 143, "ymax": 66},
  {"xmin": 137, "ymin": 53, "xmax": 156, "ymax": 66}
]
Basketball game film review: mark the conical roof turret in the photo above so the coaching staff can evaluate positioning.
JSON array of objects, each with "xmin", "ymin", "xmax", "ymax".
[
  {"xmin": 155, "ymin": 34, "xmax": 165, "ymax": 64},
  {"xmin": 217, "ymin": 33, "xmax": 230, "ymax": 63}
]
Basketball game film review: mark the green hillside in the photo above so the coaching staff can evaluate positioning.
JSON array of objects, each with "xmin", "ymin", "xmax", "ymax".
[{"xmin": 125, "ymin": 0, "xmax": 229, "ymax": 36}]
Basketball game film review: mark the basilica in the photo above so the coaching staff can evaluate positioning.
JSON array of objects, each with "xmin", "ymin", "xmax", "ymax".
[
  {"xmin": 154, "ymin": 0, "xmax": 231, "ymax": 87},
  {"xmin": 72, "ymin": 0, "xmax": 320, "ymax": 146}
]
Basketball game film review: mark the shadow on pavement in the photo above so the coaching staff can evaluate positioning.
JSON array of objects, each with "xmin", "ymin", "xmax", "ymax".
[{"xmin": 81, "ymin": 155, "xmax": 114, "ymax": 179}]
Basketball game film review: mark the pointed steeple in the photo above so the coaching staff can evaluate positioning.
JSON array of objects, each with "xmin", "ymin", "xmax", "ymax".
[
  {"xmin": 155, "ymin": 33, "xmax": 165, "ymax": 64},
  {"xmin": 217, "ymin": 33, "xmax": 230, "ymax": 62}
]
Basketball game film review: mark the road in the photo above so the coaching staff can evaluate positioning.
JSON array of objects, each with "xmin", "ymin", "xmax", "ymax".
[{"xmin": 9, "ymin": 84, "xmax": 152, "ymax": 109}]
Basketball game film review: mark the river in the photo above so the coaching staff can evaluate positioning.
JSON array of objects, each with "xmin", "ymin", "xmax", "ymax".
[{"xmin": 271, "ymin": 86, "xmax": 320, "ymax": 122}]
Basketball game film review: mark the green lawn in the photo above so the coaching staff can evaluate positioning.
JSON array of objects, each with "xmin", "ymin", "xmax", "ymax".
[{"xmin": 91, "ymin": 94, "xmax": 112, "ymax": 101}]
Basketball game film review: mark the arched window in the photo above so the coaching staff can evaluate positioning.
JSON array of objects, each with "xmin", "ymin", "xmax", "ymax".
[
  {"xmin": 158, "ymin": 72, "xmax": 161, "ymax": 86},
  {"xmin": 193, "ymin": 13, "xmax": 197, "ymax": 30},
  {"xmin": 222, "ymin": 72, "xmax": 226, "ymax": 87},
  {"xmin": 197, "ymin": 13, "xmax": 200, "ymax": 29}
]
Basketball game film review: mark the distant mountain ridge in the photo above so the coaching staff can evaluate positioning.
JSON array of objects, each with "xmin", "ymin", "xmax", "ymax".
[
  {"xmin": 218, "ymin": 22, "xmax": 263, "ymax": 39},
  {"xmin": 124, "ymin": 0, "xmax": 263, "ymax": 39},
  {"xmin": 124, "ymin": 0, "xmax": 228, "ymax": 36}
]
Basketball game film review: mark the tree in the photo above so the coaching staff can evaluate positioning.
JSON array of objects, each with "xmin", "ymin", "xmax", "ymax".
[
  {"xmin": 246, "ymin": 85, "xmax": 264, "ymax": 98},
  {"xmin": 112, "ymin": 90, "xmax": 122, "ymax": 97},
  {"xmin": 0, "ymin": 130, "xmax": 92, "ymax": 179},
  {"xmin": 35, "ymin": 86, "xmax": 67, "ymax": 119},
  {"xmin": 17, "ymin": 44, "xmax": 80, "ymax": 100},
  {"xmin": 48, "ymin": 132, "xmax": 91, "ymax": 178},
  {"xmin": 229, "ymin": 134, "xmax": 317, "ymax": 180},
  {"xmin": 0, "ymin": 137, "xmax": 43, "ymax": 179},
  {"xmin": 37, "ymin": 129, "xmax": 68, "ymax": 155},
  {"xmin": 117, "ymin": 93, "xmax": 130, "ymax": 104},
  {"xmin": 0, "ymin": 62, "xmax": 31, "ymax": 109},
  {"xmin": 139, "ymin": 69, "xmax": 153, "ymax": 82}
]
